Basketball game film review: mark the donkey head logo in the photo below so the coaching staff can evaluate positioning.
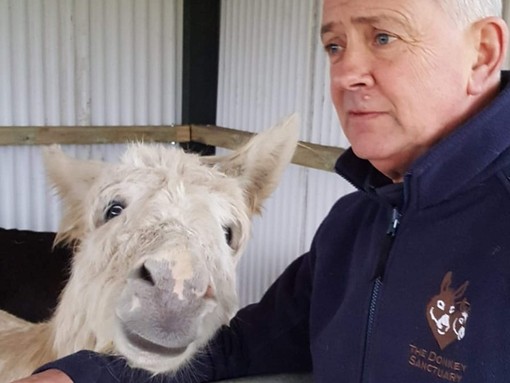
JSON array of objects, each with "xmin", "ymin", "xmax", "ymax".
[{"xmin": 426, "ymin": 271, "xmax": 470, "ymax": 350}]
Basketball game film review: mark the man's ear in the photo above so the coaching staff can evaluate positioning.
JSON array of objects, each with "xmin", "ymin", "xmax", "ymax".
[{"xmin": 468, "ymin": 17, "xmax": 509, "ymax": 95}]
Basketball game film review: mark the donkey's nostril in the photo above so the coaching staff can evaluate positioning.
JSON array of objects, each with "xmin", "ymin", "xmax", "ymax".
[
  {"xmin": 203, "ymin": 285, "xmax": 215, "ymax": 299},
  {"xmin": 137, "ymin": 264, "xmax": 156, "ymax": 286}
]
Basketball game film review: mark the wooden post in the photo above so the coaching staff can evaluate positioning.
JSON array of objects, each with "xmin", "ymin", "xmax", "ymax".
[{"xmin": 180, "ymin": 0, "xmax": 221, "ymax": 155}]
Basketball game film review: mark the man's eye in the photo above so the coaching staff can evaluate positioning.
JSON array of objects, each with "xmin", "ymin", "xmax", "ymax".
[
  {"xmin": 374, "ymin": 33, "xmax": 395, "ymax": 46},
  {"xmin": 324, "ymin": 43, "xmax": 342, "ymax": 55}
]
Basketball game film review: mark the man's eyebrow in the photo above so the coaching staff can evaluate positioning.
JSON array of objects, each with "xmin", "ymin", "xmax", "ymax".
[
  {"xmin": 320, "ymin": 14, "xmax": 410, "ymax": 37},
  {"xmin": 351, "ymin": 15, "xmax": 408, "ymax": 28},
  {"xmin": 320, "ymin": 22, "xmax": 334, "ymax": 37}
]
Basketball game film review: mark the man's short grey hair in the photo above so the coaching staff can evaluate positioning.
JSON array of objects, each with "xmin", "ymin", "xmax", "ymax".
[{"xmin": 438, "ymin": 0, "xmax": 502, "ymax": 26}]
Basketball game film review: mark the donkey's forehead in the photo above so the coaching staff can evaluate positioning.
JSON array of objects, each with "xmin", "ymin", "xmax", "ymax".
[
  {"xmin": 121, "ymin": 144, "xmax": 197, "ymax": 166},
  {"xmin": 119, "ymin": 145, "xmax": 218, "ymax": 180},
  {"xmin": 122, "ymin": 144, "xmax": 198, "ymax": 168},
  {"xmin": 91, "ymin": 145, "xmax": 241, "ymax": 203}
]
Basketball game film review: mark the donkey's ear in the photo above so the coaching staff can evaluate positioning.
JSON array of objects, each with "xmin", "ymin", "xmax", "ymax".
[
  {"xmin": 454, "ymin": 281, "xmax": 469, "ymax": 300},
  {"xmin": 43, "ymin": 145, "xmax": 104, "ymax": 243},
  {"xmin": 203, "ymin": 114, "xmax": 299, "ymax": 214},
  {"xmin": 440, "ymin": 271, "xmax": 452, "ymax": 292},
  {"xmin": 43, "ymin": 145, "xmax": 103, "ymax": 204}
]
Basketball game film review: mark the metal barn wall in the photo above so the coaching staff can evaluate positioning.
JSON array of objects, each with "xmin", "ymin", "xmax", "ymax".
[
  {"xmin": 217, "ymin": 0, "xmax": 354, "ymax": 304},
  {"xmin": 0, "ymin": 0, "xmax": 354, "ymax": 307},
  {"xmin": 0, "ymin": 0, "xmax": 183, "ymax": 231}
]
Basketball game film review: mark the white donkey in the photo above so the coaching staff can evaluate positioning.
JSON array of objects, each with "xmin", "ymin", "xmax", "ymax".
[{"xmin": 0, "ymin": 115, "xmax": 299, "ymax": 381}]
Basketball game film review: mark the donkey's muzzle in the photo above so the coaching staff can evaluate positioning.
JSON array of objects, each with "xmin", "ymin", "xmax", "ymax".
[{"xmin": 115, "ymin": 257, "xmax": 216, "ymax": 350}]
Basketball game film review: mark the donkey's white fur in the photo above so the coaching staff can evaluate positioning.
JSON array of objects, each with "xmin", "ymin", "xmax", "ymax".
[{"xmin": 0, "ymin": 115, "xmax": 299, "ymax": 381}]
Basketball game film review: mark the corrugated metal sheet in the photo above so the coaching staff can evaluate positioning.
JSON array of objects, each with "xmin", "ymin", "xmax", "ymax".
[
  {"xmin": 0, "ymin": 0, "xmax": 183, "ymax": 231},
  {"xmin": 217, "ymin": 0, "xmax": 354, "ymax": 305}
]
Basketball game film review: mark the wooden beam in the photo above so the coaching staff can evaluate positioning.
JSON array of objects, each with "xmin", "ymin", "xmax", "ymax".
[
  {"xmin": 0, "ymin": 126, "xmax": 190, "ymax": 146},
  {"xmin": 0, "ymin": 124, "xmax": 344, "ymax": 172},
  {"xmin": 190, "ymin": 124, "xmax": 253, "ymax": 149},
  {"xmin": 293, "ymin": 141, "xmax": 344, "ymax": 172},
  {"xmin": 190, "ymin": 125, "xmax": 344, "ymax": 172}
]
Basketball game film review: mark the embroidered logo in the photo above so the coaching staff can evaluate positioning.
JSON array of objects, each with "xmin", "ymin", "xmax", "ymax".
[{"xmin": 426, "ymin": 271, "xmax": 470, "ymax": 350}]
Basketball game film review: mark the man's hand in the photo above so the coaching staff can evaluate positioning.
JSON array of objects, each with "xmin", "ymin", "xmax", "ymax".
[{"xmin": 11, "ymin": 369, "xmax": 72, "ymax": 383}]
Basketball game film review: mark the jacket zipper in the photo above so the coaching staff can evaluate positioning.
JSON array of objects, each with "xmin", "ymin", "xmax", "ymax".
[{"xmin": 361, "ymin": 207, "xmax": 401, "ymax": 383}]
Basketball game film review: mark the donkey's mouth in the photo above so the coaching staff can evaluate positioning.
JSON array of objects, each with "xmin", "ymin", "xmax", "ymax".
[{"xmin": 121, "ymin": 325, "xmax": 189, "ymax": 357}]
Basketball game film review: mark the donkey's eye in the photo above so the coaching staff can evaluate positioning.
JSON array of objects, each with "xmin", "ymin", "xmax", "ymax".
[
  {"xmin": 223, "ymin": 226, "xmax": 233, "ymax": 246},
  {"xmin": 105, "ymin": 201, "xmax": 125, "ymax": 221}
]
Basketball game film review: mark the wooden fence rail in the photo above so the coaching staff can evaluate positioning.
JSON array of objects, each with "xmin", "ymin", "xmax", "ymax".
[{"xmin": 0, "ymin": 125, "xmax": 344, "ymax": 172}]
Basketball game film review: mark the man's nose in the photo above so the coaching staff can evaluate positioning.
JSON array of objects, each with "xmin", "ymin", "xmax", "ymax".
[{"xmin": 330, "ymin": 47, "xmax": 374, "ymax": 91}]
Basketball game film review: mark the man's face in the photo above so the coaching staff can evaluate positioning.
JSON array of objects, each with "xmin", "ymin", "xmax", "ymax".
[{"xmin": 321, "ymin": 0, "xmax": 476, "ymax": 180}]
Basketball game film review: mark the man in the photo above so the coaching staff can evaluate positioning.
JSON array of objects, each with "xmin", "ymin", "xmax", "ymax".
[{"xmin": 13, "ymin": 0, "xmax": 510, "ymax": 381}]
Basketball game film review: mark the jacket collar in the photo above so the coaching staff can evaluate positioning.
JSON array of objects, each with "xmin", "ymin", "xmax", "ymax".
[{"xmin": 335, "ymin": 71, "xmax": 510, "ymax": 210}]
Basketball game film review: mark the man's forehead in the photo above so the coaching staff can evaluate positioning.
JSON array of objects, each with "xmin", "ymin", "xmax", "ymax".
[
  {"xmin": 321, "ymin": 0, "xmax": 426, "ymax": 34},
  {"xmin": 321, "ymin": 0, "xmax": 420, "ymax": 17}
]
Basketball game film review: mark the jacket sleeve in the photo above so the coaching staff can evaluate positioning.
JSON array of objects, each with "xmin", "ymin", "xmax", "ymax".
[
  {"xmin": 33, "ymin": 350, "xmax": 215, "ymax": 383},
  {"xmin": 34, "ymin": 251, "xmax": 314, "ymax": 382}
]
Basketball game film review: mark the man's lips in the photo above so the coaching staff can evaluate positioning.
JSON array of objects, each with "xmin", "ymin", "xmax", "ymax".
[{"xmin": 348, "ymin": 110, "xmax": 386, "ymax": 119}]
